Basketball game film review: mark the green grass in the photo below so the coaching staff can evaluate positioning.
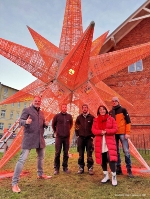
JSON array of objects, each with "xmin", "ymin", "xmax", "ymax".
[{"xmin": 0, "ymin": 145, "xmax": 150, "ymax": 199}]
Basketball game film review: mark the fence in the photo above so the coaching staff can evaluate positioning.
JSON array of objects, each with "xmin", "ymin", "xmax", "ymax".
[
  {"xmin": 71, "ymin": 134, "xmax": 150, "ymax": 154},
  {"xmin": 129, "ymin": 134, "xmax": 150, "ymax": 154}
]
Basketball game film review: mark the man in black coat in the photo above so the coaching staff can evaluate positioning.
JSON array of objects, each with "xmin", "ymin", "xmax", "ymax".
[
  {"xmin": 12, "ymin": 96, "xmax": 51, "ymax": 193},
  {"xmin": 75, "ymin": 104, "xmax": 94, "ymax": 175},
  {"xmin": 52, "ymin": 104, "xmax": 73, "ymax": 175}
]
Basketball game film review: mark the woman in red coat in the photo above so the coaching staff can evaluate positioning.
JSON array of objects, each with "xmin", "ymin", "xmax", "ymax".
[{"xmin": 92, "ymin": 105, "xmax": 118, "ymax": 186}]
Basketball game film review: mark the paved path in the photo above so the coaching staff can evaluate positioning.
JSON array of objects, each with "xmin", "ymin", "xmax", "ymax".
[
  {"xmin": 45, "ymin": 138, "xmax": 55, "ymax": 145},
  {"xmin": 0, "ymin": 138, "xmax": 55, "ymax": 153}
]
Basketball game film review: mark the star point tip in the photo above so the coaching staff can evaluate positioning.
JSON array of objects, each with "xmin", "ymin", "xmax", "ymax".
[{"xmin": 90, "ymin": 21, "xmax": 95, "ymax": 26}]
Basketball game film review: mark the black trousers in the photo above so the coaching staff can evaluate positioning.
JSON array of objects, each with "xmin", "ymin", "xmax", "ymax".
[
  {"xmin": 101, "ymin": 152, "xmax": 116, "ymax": 172},
  {"xmin": 54, "ymin": 137, "xmax": 69, "ymax": 170},
  {"xmin": 77, "ymin": 137, "xmax": 94, "ymax": 169}
]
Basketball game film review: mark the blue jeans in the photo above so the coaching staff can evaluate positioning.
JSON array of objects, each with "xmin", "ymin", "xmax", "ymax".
[
  {"xmin": 115, "ymin": 134, "xmax": 131, "ymax": 169},
  {"xmin": 12, "ymin": 148, "xmax": 45, "ymax": 186}
]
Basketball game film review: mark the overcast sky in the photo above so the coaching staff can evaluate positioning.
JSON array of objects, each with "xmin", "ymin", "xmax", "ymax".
[{"xmin": 0, "ymin": 0, "xmax": 146, "ymax": 90}]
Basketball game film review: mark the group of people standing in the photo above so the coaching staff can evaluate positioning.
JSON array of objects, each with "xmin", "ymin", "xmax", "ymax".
[{"xmin": 12, "ymin": 96, "xmax": 133, "ymax": 193}]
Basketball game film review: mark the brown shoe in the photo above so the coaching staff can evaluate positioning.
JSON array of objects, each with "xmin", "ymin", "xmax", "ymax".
[
  {"xmin": 54, "ymin": 170, "xmax": 59, "ymax": 175},
  {"xmin": 63, "ymin": 168, "xmax": 70, "ymax": 174},
  {"xmin": 77, "ymin": 167, "xmax": 84, "ymax": 174},
  {"xmin": 37, "ymin": 174, "xmax": 52, "ymax": 179},
  {"xmin": 88, "ymin": 167, "xmax": 94, "ymax": 175},
  {"xmin": 12, "ymin": 184, "xmax": 21, "ymax": 193}
]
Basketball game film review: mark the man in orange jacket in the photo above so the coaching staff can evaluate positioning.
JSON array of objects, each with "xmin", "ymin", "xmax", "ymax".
[{"xmin": 110, "ymin": 97, "xmax": 133, "ymax": 178}]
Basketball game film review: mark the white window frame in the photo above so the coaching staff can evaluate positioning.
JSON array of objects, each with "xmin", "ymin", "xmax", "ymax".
[
  {"xmin": 8, "ymin": 123, "xmax": 11, "ymax": 129},
  {"xmin": 4, "ymin": 87, "xmax": 8, "ymax": 95},
  {"xmin": 18, "ymin": 102, "xmax": 20, "ymax": 108},
  {"xmin": 16, "ymin": 113, "xmax": 20, "ymax": 119},
  {"xmin": 10, "ymin": 111, "xmax": 13, "ymax": 119},
  {"xmin": 128, "ymin": 60, "xmax": 143, "ymax": 73},
  {"xmin": 1, "ymin": 110, "xmax": 6, "ymax": 118},
  {"xmin": 0, "ymin": 123, "xmax": 4, "ymax": 130}
]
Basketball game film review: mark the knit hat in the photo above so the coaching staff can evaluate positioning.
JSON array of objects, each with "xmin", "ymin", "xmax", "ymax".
[{"xmin": 112, "ymin": 96, "xmax": 119, "ymax": 102}]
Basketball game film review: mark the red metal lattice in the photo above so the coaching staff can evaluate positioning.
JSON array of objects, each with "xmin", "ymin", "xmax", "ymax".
[
  {"xmin": 89, "ymin": 41, "xmax": 150, "ymax": 84},
  {"xmin": 90, "ymin": 31, "xmax": 109, "ymax": 57},
  {"xmin": 59, "ymin": 0, "xmax": 83, "ymax": 57},
  {"xmin": 0, "ymin": 127, "xmax": 24, "ymax": 169},
  {"xmin": 1, "ymin": 0, "xmax": 150, "ymax": 170},
  {"xmin": 57, "ymin": 21, "xmax": 94, "ymax": 90}
]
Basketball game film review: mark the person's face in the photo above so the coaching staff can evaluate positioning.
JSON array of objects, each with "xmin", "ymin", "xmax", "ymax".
[
  {"xmin": 112, "ymin": 100, "xmax": 119, "ymax": 107},
  {"xmin": 99, "ymin": 107, "xmax": 106, "ymax": 116},
  {"xmin": 61, "ymin": 105, "xmax": 67, "ymax": 113},
  {"xmin": 82, "ymin": 106, "xmax": 88, "ymax": 114},
  {"xmin": 32, "ymin": 97, "xmax": 41, "ymax": 108}
]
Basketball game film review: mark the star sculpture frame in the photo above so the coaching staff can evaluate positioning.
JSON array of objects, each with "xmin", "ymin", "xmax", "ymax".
[{"xmin": 1, "ymin": 0, "xmax": 150, "ymax": 170}]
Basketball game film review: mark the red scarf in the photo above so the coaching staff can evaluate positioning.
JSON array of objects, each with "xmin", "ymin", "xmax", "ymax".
[{"xmin": 97, "ymin": 114, "xmax": 109, "ymax": 130}]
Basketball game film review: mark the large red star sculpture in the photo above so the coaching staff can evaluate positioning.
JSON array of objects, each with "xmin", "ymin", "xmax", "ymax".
[{"xmin": 1, "ymin": 0, "xmax": 150, "ymax": 168}]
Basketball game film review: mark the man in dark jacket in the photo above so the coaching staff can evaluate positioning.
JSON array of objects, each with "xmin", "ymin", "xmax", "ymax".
[
  {"xmin": 12, "ymin": 96, "xmax": 51, "ymax": 193},
  {"xmin": 52, "ymin": 104, "xmax": 73, "ymax": 175},
  {"xmin": 75, "ymin": 104, "xmax": 94, "ymax": 175}
]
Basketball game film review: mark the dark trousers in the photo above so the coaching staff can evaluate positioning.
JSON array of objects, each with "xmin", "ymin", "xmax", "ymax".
[
  {"xmin": 54, "ymin": 137, "xmax": 69, "ymax": 170},
  {"xmin": 101, "ymin": 152, "xmax": 116, "ymax": 172},
  {"xmin": 77, "ymin": 137, "xmax": 94, "ymax": 169}
]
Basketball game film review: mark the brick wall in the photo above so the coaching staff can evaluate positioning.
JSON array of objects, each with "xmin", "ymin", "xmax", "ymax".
[{"xmin": 103, "ymin": 18, "xmax": 150, "ymax": 134}]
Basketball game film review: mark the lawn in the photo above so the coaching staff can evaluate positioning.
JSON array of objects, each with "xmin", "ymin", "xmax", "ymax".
[{"xmin": 0, "ymin": 145, "xmax": 150, "ymax": 199}]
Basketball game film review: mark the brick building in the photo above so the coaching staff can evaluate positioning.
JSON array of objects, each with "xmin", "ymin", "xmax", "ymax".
[{"xmin": 100, "ymin": 0, "xmax": 150, "ymax": 134}]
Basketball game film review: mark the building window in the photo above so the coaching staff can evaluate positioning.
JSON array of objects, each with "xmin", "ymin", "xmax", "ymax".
[
  {"xmin": 128, "ymin": 60, "xmax": 143, "ymax": 72},
  {"xmin": 4, "ymin": 87, "xmax": 8, "ymax": 96},
  {"xmin": 0, "ymin": 123, "xmax": 4, "ymax": 130},
  {"xmin": 24, "ymin": 103, "xmax": 27, "ymax": 108},
  {"xmin": 1, "ymin": 110, "xmax": 6, "ymax": 118},
  {"xmin": 18, "ymin": 102, "xmax": 20, "ymax": 108},
  {"xmin": 10, "ymin": 111, "xmax": 13, "ymax": 119},
  {"xmin": 12, "ymin": 103, "xmax": 14, "ymax": 107},
  {"xmin": 8, "ymin": 123, "xmax": 11, "ymax": 129},
  {"xmin": 16, "ymin": 113, "xmax": 20, "ymax": 119}
]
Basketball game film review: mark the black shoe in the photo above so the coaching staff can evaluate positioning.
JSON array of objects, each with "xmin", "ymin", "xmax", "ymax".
[
  {"xmin": 127, "ymin": 168, "xmax": 134, "ymax": 178},
  {"xmin": 63, "ymin": 168, "xmax": 70, "ymax": 174},
  {"xmin": 88, "ymin": 167, "xmax": 94, "ymax": 175},
  {"xmin": 77, "ymin": 167, "xmax": 84, "ymax": 174},
  {"xmin": 116, "ymin": 166, "xmax": 123, "ymax": 175}
]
